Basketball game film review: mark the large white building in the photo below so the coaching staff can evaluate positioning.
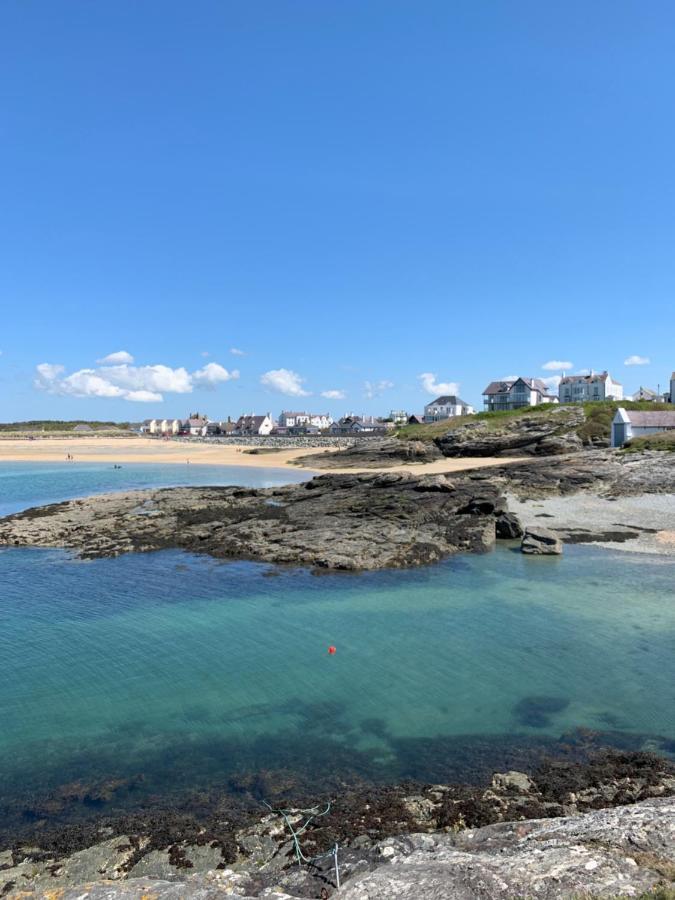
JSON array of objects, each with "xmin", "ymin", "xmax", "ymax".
[
  {"xmin": 611, "ymin": 407, "xmax": 675, "ymax": 447},
  {"xmin": 558, "ymin": 371, "xmax": 623, "ymax": 403},
  {"xmin": 423, "ymin": 395, "xmax": 474, "ymax": 422},
  {"xmin": 482, "ymin": 378, "xmax": 555, "ymax": 411},
  {"xmin": 278, "ymin": 411, "xmax": 333, "ymax": 429}
]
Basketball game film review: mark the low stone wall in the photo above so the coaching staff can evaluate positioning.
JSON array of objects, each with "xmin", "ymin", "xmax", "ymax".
[{"xmin": 170, "ymin": 435, "xmax": 366, "ymax": 449}]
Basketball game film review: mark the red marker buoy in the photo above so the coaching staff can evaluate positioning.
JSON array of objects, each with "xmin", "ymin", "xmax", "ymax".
[{"xmin": 328, "ymin": 646, "xmax": 336, "ymax": 655}]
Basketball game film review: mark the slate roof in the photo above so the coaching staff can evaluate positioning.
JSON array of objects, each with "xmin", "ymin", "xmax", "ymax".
[
  {"xmin": 427, "ymin": 395, "xmax": 471, "ymax": 407},
  {"xmin": 624, "ymin": 410, "xmax": 675, "ymax": 427},
  {"xmin": 483, "ymin": 378, "xmax": 551, "ymax": 396}
]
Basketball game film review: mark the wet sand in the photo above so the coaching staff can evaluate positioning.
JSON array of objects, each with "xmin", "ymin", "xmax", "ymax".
[{"xmin": 0, "ymin": 436, "xmax": 523, "ymax": 476}]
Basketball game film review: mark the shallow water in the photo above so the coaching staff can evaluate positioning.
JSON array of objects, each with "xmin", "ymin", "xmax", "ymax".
[
  {"xmin": 0, "ymin": 463, "xmax": 673, "ymax": 829},
  {"xmin": 0, "ymin": 460, "xmax": 311, "ymax": 517}
]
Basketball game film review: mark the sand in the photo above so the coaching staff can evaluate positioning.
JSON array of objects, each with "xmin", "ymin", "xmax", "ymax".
[
  {"xmin": 510, "ymin": 491, "xmax": 675, "ymax": 556},
  {"xmin": 0, "ymin": 436, "xmax": 521, "ymax": 476}
]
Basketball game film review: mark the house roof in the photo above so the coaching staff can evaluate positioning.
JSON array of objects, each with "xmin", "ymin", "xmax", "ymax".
[
  {"xmin": 427, "ymin": 395, "xmax": 470, "ymax": 406},
  {"xmin": 560, "ymin": 371, "xmax": 622, "ymax": 387},
  {"xmin": 623, "ymin": 410, "xmax": 675, "ymax": 426},
  {"xmin": 483, "ymin": 378, "xmax": 551, "ymax": 396}
]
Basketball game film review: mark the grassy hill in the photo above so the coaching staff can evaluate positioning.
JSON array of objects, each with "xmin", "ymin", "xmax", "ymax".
[
  {"xmin": 396, "ymin": 401, "xmax": 664, "ymax": 444},
  {"xmin": 0, "ymin": 420, "xmax": 132, "ymax": 433}
]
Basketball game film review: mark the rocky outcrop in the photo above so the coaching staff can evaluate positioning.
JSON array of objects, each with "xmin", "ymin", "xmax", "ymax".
[
  {"xmin": 340, "ymin": 798, "xmax": 675, "ymax": 899},
  {"xmin": 0, "ymin": 472, "xmax": 507, "ymax": 570},
  {"xmin": 458, "ymin": 450, "xmax": 675, "ymax": 500},
  {"xmin": 434, "ymin": 407, "xmax": 586, "ymax": 458},
  {"xmin": 5, "ymin": 794, "xmax": 674, "ymax": 898},
  {"xmin": 521, "ymin": 527, "xmax": 563, "ymax": 555},
  {"xmin": 295, "ymin": 439, "xmax": 443, "ymax": 469}
]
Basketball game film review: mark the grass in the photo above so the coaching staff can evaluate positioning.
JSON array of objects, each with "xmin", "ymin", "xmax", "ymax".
[
  {"xmin": 396, "ymin": 401, "xmax": 667, "ymax": 444},
  {"xmin": 396, "ymin": 404, "xmax": 564, "ymax": 441},
  {"xmin": 0, "ymin": 420, "xmax": 131, "ymax": 433},
  {"xmin": 624, "ymin": 430, "xmax": 675, "ymax": 452}
]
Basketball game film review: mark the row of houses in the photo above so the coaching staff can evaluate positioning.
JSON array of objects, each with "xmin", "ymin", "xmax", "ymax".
[{"xmin": 140, "ymin": 370, "xmax": 675, "ymax": 439}]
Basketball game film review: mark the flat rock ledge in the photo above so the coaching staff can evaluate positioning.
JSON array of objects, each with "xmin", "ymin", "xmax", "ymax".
[
  {"xmin": 0, "ymin": 472, "xmax": 511, "ymax": 570},
  {"xmin": 5, "ymin": 798, "xmax": 674, "ymax": 898}
]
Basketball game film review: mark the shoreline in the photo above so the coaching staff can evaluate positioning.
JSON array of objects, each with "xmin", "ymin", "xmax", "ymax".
[{"xmin": 0, "ymin": 436, "xmax": 525, "ymax": 476}]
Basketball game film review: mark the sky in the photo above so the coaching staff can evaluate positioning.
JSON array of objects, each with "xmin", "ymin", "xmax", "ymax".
[{"xmin": 1, "ymin": 0, "xmax": 674, "ymax": 422}]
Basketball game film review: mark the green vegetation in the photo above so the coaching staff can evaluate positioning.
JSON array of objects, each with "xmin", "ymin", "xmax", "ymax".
[
  {"xmin": 396, "ymin": 401, "xmax": 665, "ymax": 444},
  {"xmin": 0, "ymin": 420, "xmax": 132, "ymax": 433},
  {"xmin": 624, "ymin": 431, "xmax": 675, "ymax": 452},
  {"xmin": 396, "ymin": 404, "xmax": 561, "ymax": 441}
]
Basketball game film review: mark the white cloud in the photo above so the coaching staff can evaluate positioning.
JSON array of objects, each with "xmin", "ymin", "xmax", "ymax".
[
  {"xmin": 97, "ymin": 350, "xmax": 134, "ymax": 365},
  {"xmin": 230, "ymin": 347, "xmax": 246, "ymax": 356},
  {"xmin": 575, "ymin": 368, "xmax": 591, "ymax": 376},
  {"xmin": 501, "ymin": 375, "xmax": 519, "ymax": 381},
  {"xmin": 34, "ymin": 358, "xmax": 239, "ymax": 403},
  {"xmin": 542, "ymin": 375, "xmax": 562, "ymax": 392},
  {"xmin": 193, "ymin": 362, "xmax": 239, "ymax": 388},
  {"xmin": 364, "ymin": 379, "xmax": 395, "ymax": 399},
  {"xmin": 418, "ymin": 373, "xmax": 459, "ymax": 396},
  {"xmin": 624, "ymin": 355, "xmax": 650, "ymax": 366},
  {"xmin": 260, "ymin": 368, "xmax": 310, "ymax": 397},
  {"xmin": 98, "ymin": 364, "xmax": 193, "ymax": 394},
  {"xmin": 542, "ymin": 360, "xmax": 573, "ymax": 371},
  {"xmin": 321, "ymin": 389, "xmax": 346, "ymax": 400},
  {"xmin": 201, "ymin": 350, "xmax": 210, "ymax": 358}
]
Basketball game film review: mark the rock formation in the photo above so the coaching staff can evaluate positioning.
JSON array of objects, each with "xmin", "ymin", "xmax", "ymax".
[{"xmin": 0, "ymin": 472, "xmax": 507, "ymax": 570}]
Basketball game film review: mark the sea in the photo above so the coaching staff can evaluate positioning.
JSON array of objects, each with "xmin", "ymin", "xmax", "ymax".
[{"xmin": 0, "ymin": 461, "xmax": 673, "ymax": 835}]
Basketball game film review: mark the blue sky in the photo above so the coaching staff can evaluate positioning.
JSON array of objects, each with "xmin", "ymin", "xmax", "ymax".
[{"xmin": 1, "ymin": 0, "xmax": 674, "ymax": 421}]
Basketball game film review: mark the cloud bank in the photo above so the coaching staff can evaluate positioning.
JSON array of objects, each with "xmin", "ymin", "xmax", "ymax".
[
  {"xmin": 35, "ymin": 359, "xmax": 239, "ymax": 402},
  {"xmin": 624, "ymin": 355, "xmax": 650, "ymax": 366}
]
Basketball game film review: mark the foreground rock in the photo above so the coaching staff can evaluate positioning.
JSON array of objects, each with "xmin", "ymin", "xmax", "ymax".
[
  {"xmin": 2, "ymin": 752, "xmax": 673, "ymax": 898},
  {"xmin": 340, "ymin": 798, "xmax": 675, "ymax": 899},
  {"xmin": 521, "ymin": 526, "xmax": 563, "ymax": 555},
  {"xmin": 0, "ymin": 472, "xmax": 507, "ymax": 569},
  {"xmin": 6, "ymin": 796, "xmax": 674, "ymax": 898}
]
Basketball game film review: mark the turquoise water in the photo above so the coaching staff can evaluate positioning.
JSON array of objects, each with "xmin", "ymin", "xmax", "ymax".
[
  {"xmin": 0, "ymin": 460, "xmax": 311, "ymax": 516},
  {"xmin": 0, "ymin": 463, "xmax": 673, "ymax": 831}
]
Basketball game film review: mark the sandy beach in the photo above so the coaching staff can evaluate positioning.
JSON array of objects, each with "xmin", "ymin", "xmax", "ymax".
[{"xmin": 0, "ymin": 436, "xmax": 521, "ymax": 476}]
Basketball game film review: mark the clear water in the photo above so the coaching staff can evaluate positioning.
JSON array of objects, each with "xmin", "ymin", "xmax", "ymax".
[
  {"xmin": 0, "ymin": 463, "xmax": 673, "ymax": 830},
  {"xmin": 0, "ymin": 460, "xmax": 312, "ymax": 516}
]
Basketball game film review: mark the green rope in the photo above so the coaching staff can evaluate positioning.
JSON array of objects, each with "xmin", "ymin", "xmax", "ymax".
[{"xmin": 262, "ymin": 800, "xmax": 333, "ymax": 865}]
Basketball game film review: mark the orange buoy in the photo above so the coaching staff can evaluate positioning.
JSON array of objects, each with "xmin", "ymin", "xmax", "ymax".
[{"xmin": 328, "ymin": 646, "xmax": 337, "ymax": 655}]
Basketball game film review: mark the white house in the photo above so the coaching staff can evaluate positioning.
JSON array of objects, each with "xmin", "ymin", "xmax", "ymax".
[
  {"xmin": 161, "ymin": 418, "xmax": 182, "ymax": 435},
  {"xmin": 611, "ymin": 407, "xmax": 675, "ymax": 447},
  {"xmin": 558, "ymin": 371, "xmax": 623, "ymax": 403},
  {"xmin": 235, "ymin": 414, "xmax": 274, "ymax": 436},
  {"xmin": 424, "ymin": 395, "xmax": 474, "ymax": 422},
  {"xmin": 184, "ymin": 413, "xmax": 209, "ymax": 436},
  {"xmin": 278, "ymin": 411, "xmax": 333, "ymax": 429},
  {"xmin": 482, "ymin": 378, "xmax": 556, "ymax": 412},
  {"xmin": 630, "ymin": 387, "xmax": 664, "ymax": 403}
]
